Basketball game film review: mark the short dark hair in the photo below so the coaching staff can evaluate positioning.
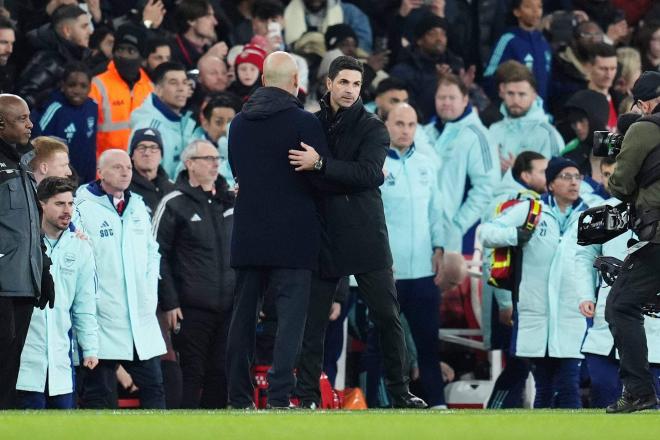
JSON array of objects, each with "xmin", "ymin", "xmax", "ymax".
[
  {"xmin": 600, "ymin": 157, "xmax": 616, "ymax": 169},
  {"xmin": 512, "ymin": 151, "xmax": 546, "ymax": 181},
  {"xmin": 252, "ymin": 0, "xmax": 284, "ymax": 20},
  {"xmin": 52, "ymin": 5, "xmax": 87, "ymax": 29},
  {"xmin": 375, "ymin": 77, "xmax": 408, "ymax": 97},
  {"xmin": 328, "ymin": 55, "xmax": 364, "ymax": 80},
  {"xmin": 203, "ymin": 92, "xmax": 242, "ymax": 120},
  {"xmin": 37, "ymin": 176, "xmax": 76, "ymax": 202},
  {"xmin": 152, "ymin": 61, "xmax": 186, "ymax": 84},
  {"xmin": 436, "ymin": 72, "xmax": 468, "ymax": 96},
  {"xmin": 61, "ymin": 62, "xmax": 91, "ymax": 83},
  {"xmin": 587, "ymin": 42, "xmax": 618, "ymax": 63},
  {"xmin": 495, "ymin": 60, "xmax": 537, "ymax": 91},
  {"xmin": 89, "ymin": 25, "xmax": 112, "ymax": 50},
  {"xmin": 176, "ymin": 0, "xmax": 212, "ymax": 33},
  {"xmin": 145, "ymin": 35, "xmax": 172, "ymax": 57},
  {"xmin": 0, "ymin": 16, "xmax": 15, "ymax": 32}
]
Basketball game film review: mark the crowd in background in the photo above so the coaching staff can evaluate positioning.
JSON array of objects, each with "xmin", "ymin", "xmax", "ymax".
[{"xmin": 0, "ymin": 0, "xmax": 660, "ymax": 411}]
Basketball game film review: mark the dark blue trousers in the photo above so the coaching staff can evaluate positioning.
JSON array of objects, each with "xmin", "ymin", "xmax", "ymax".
[
  {"xmin": 17, "ymin": 390, "xmax": 74, "ymax": 409},
  {"xmin": 487, "ymin": 354, "xmax": 530, "ymax": 408},
  {"xmin": 530, "ymin": 356, "xmax": 582, "ymax": 408}
]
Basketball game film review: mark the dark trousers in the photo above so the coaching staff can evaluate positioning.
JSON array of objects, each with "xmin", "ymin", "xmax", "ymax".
[
  {"xmin": 226, "ymin": 267, "xmax": 311, "ymax": 408},
  {"xmin": 487, "ymin": 354, "xmax": 530, "ymax": 409},
  {"xmin": 173, "ymin": 307, "xmax": 230, "ymax": 408},
  {"xmin": 585, "ymin": 353, "xmax": 660, "ymax": 408},
  {"xmin": 80, "ymin": 353, "xmax": 165, "ymax": 409},
  {"xmin": 605, "ymin": 243, "xmax": 660, "ymax": 398},
  {"xmin": 530, "ymin": 356, "xmax": 582, "ymax": 408},
  {"xmin": 296, "ymin": 268, "xmax": 409, "ymax": 405},
  {"xmin": 17, "ymin": 391, "xmax": 74, "ymax": 409},
  {"xmin": 0, "ymin": 297, "xmax": 34, "ymax": 409}
]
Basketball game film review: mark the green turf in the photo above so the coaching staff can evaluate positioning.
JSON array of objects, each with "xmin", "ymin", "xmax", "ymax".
[{"xmin": 1, "ymin": 409, "xmax": 658, "ymax": 440}]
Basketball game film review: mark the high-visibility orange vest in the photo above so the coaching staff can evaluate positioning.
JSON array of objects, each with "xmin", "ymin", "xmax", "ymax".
[
  {"xmin": 89, "ymin": 61, "xmax": 153, "ymax": 159},
  {"xmin": 488, "ymin": 197, "xmax": 542, "ymax": 290}
]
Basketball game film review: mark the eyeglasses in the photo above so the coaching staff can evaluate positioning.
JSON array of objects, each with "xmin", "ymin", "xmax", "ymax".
[
  {"xmin": 190, "ymin": 156, "xmax": 220, "ymax": 162},
  {"xmin": 557, "ymin": 172, "xmax": 583, "ymax": 182},
  {"xmin": 135, "ymin": 145, "xmax": 160, "ymax": 153}
]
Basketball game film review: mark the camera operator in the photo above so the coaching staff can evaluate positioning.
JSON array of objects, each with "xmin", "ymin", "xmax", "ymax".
[{"xmin": 604, "ymin": 71, "xmax": 660, "ymax": 413}]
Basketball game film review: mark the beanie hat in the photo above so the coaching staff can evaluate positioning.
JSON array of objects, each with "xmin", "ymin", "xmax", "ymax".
[
  {"xmin": 235, "ymin": 44, "xmax": 267, "ymax": 72},
  {"xmin": 130, "ymin": 128, "xmax": 163, "ymax": 156},
  {"xmin": 414, "ymin": 13, "xmax": 448, "ymax": 41},
  {"xmin": 114, "ymin": 24, "xmax": 148, "ymax": 58},
  {"xmin": 325, "ymin": 24, "xmax": 358, "ymax": 50},
  {"xmin": 545, "ymin": 156, "xmax": 579, "ymax": 185},
  {"xmin": 632, "ymin": 71, "xmax": 660, "ymax": 102}
]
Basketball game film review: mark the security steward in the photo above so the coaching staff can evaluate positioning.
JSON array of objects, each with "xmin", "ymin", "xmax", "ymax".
[{"xmin": 605, "ymin": 71, "xmax": 660, "ymax": 413}]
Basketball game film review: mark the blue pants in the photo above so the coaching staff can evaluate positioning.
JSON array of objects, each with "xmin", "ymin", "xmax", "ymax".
[
  {"xmin": 80, "ymin": 352, "xmax": 165, "ymax": 409},
  {"xmin": 487, "ymin": 354, "xmax": 530, "ymax": 408},
  {"xmin": 585, "ymin": 353, "xmax": 660, "ymax": 408},
  {"xmin": 363, "ymin": 277, "xmax": 445, "ymax": 406},
  {"xmin": 17, "ymin": 390, "xmax": 74, "ymax": 409},
  {"xmin": 530, "ymin": 357, "xmax": 582, "ymax": 408}
]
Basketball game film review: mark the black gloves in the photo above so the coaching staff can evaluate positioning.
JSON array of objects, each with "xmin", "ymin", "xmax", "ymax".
[
  {"xmin": 37, "ymin": 261, "xmax": 55, "ymax": 310},
  {"xmin": 516, "ymin": 227, "xmax": 533, "ymax": 245}
]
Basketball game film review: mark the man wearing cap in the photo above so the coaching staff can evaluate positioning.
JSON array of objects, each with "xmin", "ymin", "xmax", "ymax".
[
  {"xmin": 390, "ymin": 13, "xmax": 464, "ymax": 123},
  {"xmin": 127, "ymin": 128, "xmax": 175, "ymax": 213},
  {"xmin": 603, "ymin": 70, "xmax": 660, "ymax": 413},
  {"xmin": 90, "ymin": 24, "xmax": 154, "ymax": 160},
  {"xmin": 480, "ymin": 157, "xmax": 589, "ymax": 409},
  {"xmin": 129, "ymin": 62, "xmax": 196, "ymax": 178}
]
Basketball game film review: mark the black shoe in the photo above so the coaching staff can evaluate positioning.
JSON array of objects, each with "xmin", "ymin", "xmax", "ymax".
[
  {"xmin": 391, "ymin": 392, "xmax": 428, "ymax": 409},
  {"xmin": 606, "ymin": 392, "xmax": 658, "ymax": 414},
  {"xmin": 228, "ymin": 402, "xmax": 257, "ymax": 410},
  {"xmin": 299, "ymin": 401, "xmax": 318, "ymax": 410},
  {"xmin": 265, "ymin": 402, "xmax": 298, "ymax": 410}
]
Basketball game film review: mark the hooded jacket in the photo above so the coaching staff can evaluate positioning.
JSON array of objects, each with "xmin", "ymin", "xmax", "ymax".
[
  {"xmin": 228, "ymin": 86, "xmax": 331, "ymax": 270},
  {"xmin": 488, "ymin": 97, "xmax": 564, "ymax": 160},
  {"xmin": 17, "ymin": 24, "xmax": 90, "ymax": 110},
  {"xmin": 74, "ymin": 181, "xmax": 165, "ymax": 361},
  {"xmin": 128, "ymin": 165, "xmax": 175, "ymax": 214},
  {"xmin": 152, "ymin": 172, "xmax": 235, "ymax": 313},
  {"xmin": 561, "ymin": 89, "xmax": 610, "ymax": 177}
]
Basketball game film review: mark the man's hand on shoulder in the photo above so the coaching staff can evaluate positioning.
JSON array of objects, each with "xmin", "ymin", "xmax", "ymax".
[{"xmin": 289, "ymin": 142, "xmax": 320, "ymax": 171}]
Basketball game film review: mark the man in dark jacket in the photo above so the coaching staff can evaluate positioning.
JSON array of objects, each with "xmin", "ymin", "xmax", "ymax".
[
  {"xmin": 16, "ymin": 5, "xmax": 92, "ymax": 111},
  {"xmin": 153, "ymin": 139, "xmax": 234, "ymax": 409},
  {"xmin": 0, "ymin": 94, "xmax": 55, "ymax": 409},
  {"xmin": 128, "ymin": 128, "xmax": 175, "ymax": 213},
  {"xmin": 288, "ymin": 56, "xmax": 427, "ymax": 409},
  {"xmin": 390, "ymin": 14, "xmax": 464, "ymax": 123},
  {"xmin": 226, "ymin": 51, "xmax": 332, "ymax": 409}
]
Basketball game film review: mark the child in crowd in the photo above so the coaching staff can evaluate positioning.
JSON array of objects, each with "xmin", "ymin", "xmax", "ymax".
[
  {"xmin": 228, "ymin": 44, "xmax": 267, "ymax": 101},
  {"xmin": 33, "ymin": 62, "xmax": 98, "ymax": 184}
]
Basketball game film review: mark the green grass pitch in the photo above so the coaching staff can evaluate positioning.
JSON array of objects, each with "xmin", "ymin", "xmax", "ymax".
[{"xmin": 1, "ymin": 409, "xmax": 658, "ymax": 440}]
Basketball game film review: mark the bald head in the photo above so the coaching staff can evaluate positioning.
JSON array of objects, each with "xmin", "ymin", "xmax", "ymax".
[
  {"xmin": 385, "ymin": 103, "xmax": 418, "ymax": 151},
  {"xmin": 0, "ymin": 94, "xmax": 33, "ymax": 145},
  {"xmin": 262, "ymin": 51, "xmax": 299, "ymax": 95},
  {"xmin": 98, "ymin": 149, "xmax": 132, "ymax": 194},
  {"xmin": 438, "ymin": 252, "xmax": 467, "ymax": 292},
  {"xmin": 198, "ymin": 54, "xmax": 228, "ymax": 92}
]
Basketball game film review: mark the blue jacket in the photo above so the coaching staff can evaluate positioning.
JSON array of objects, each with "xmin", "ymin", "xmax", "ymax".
[
  {"xmin": 483, "ymin": 27, "xmax": 552, "ymax": 100},
  {"xmin": 480, "ymin": 194, "xmax": 589, "ymax": 358},
  {"xmin": 479, "ymin": 171, "xmax": 540, "ymax": 349},
  {"xmin": 424, "ymin": 107, "xmax": 499, "ymax": 252},
  {"xmin": 74, "ymin": 182, "xmax": 165, "ymax": 361},
  {"xmin": 575, "ymin": 198, "xmax": 660, "ymax": 362},
  {"xmin": 33, "ymin": 90, "xmax": 98, "ymax": 184},
  {"xmin": 488, "ymin": 97, "xmax": 564, "ymax": 160},
  {"xmin": 381, "ymin": 145, "xmax": 443, "ymax": 280},
  {"xmin": 129, "ymin": 94, "xmax": 196, "ymax": 179},
  {"xmin": 16, "ymin": 230, "xmax": 98, "ymax": 396}
]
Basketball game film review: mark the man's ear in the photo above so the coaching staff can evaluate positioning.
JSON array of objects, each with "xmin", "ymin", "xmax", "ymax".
[
  {"xmin": 39, "ymin": 161, "xmax": 48, "ymax": 176},
  {"xmin": 0, "ymin": 113, "xmax": 5, "ymax": 131},
  {"xmin": 325, "ymin": 76, "xmax": 332, "ymax": 92}
]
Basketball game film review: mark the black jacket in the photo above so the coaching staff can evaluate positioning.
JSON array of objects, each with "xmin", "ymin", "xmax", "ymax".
[
  {"xmin": 153, "ymin": 171, "xmax": 235, "ymax": 312},
  {"xmin": 0, "ymin": 139, "xmax": 48, "ymax": 299},
  {"xmin": 315, "ymin": 95, "xmax": 392, "ymax": 278},
  {"xmin": 228, "ymin": 86, "xmax": 332, "ymax": 270},
  {"xmin": 16, "ymin": 25, "xmax": 89, "ymax": 110},
  {"xmin": 128, "ymin": 165, "xmax": 176, "ymax": 214}
]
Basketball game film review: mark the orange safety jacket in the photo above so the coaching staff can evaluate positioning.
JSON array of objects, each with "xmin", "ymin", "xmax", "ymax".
[{"xmin": 89, "ymin": 61, "xmax": 153, "ymax": 159}]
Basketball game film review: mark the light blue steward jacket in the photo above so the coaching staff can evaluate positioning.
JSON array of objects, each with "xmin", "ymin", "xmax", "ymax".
[
  {"xmin": 424, "ymin": 110, "xmax": 499, "ymax": 252},
  {"xmin": 16, "ymin": 230, "xmax": 98, "ymax": 396},
  {"xmin": 479, "ymin": 195, "xmax": 589, "ymax": 358},
  {"xmin": 74, "ymin": 185, "xmax": 165, "ymax": 361},
  {"xmin": 381, "ymin": 145, "xmax": 443, "ymax": 280},
  {"xmin": 575, "ymin": 197, "xmax": 660, "ymax": 362}
]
